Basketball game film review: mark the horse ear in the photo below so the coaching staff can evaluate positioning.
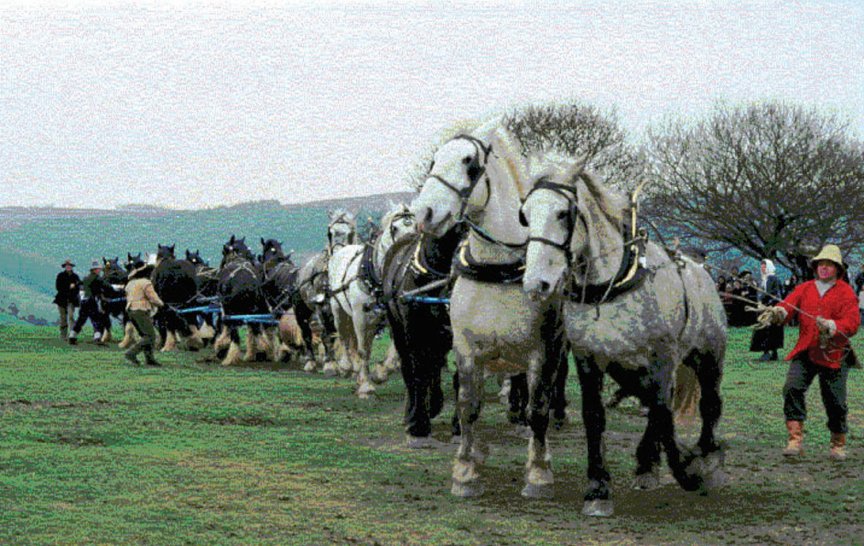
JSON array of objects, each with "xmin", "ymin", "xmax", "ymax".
[
  {"xmin": 170, "ymin": 244, "xmax": 175, "ymax": 252},
  {"xmin": 102, "ymin": 256, "xmax": 107, "ymax": 264},
  {"xmin": 229, "ymin": 234, "xmax": 236, "ymax": 243},
  {"xmin": 261, "ymin": 237, "xmax": 265, "ymax": 247}
]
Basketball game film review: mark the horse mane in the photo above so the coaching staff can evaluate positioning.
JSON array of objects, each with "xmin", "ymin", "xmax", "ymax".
[{"xmin": 575, "ymin": 170, "xmax": 627, "ymax": 230}]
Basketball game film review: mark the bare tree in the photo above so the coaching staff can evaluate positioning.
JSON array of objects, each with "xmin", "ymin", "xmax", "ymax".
[
  {"xmin": 503, "ymin": 103, "xmax": 646, "ymax": 189},
  {"xmin": 646, "ymin": 102, "xmax": 864, "ymax": 277}
]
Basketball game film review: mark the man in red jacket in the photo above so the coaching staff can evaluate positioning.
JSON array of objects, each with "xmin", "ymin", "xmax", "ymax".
[{"xmin": 760, "ymin": 245, "xmax": 859, "ymax": 461}]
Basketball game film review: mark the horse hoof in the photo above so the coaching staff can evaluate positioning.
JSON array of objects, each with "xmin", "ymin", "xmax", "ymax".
[
  {"xmin": 406, "ymin": 435, "xmax": 446, "ymax": 449},
  {"xmin": 451, "ymin": 481, "xmax": 484, "ymax": 498},
  {"xmin": 632, "ymin": 472, "xmax": 661, "ymax": 491},
  {"xmin": 521, "ymin": 483, "xmax": 554, "ymax": 499},
  {"xmin": 582, "ymin": 499, "xmax": 614, "ymax": 517},
  {"xmin": 303, "ymin": 361, "xmax": 316, "ymax": 373}
]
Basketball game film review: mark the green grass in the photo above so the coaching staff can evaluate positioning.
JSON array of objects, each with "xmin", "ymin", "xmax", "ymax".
[{"xmin": 1, "ymin": 325, "xmax": 862, "ymax": 544}]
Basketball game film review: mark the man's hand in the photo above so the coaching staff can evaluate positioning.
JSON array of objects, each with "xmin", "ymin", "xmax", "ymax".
[
  {"xmin": 756, "ymin": 306, "xmax": 787, "ymax": 329},
  {"xmin": 816, "ymin": 316, "xmax": 836, "ymax": 336}
]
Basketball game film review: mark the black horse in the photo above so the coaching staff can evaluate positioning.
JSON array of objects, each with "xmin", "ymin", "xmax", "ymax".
[
  {"xmin": 184, "ymin": 249, "xmax": 220, "ymax": 342},
  {"xmin": 260, "ymin": 239, "xmax": 298, "ymax": 314},
  {"xmin": 216, "ymin": 235, "xmax": 269, "ymax": 364},
  {"xmin": 291, "ymin": 251, "xmax": 338, "ymax": 372},
  {"xmin": 151, "ymin": 244, "xmax": 203, "ymax": 351},
  {"xmin": 96, "ymin": 256, "xmax": 128, "ymax": 343}
]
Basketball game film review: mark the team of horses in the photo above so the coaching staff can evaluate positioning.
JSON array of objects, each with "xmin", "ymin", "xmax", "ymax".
[{"xmin": 94, "ymin": 118, "xmax": 727, "ymax": 517}]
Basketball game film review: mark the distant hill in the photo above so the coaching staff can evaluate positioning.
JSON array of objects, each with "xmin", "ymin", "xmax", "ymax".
[{"xmin": 0, "ymin": 191, "xmax": 416, "ymax": 324}]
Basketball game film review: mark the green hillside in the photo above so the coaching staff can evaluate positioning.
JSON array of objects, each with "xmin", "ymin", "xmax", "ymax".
[{"xmin": 0, "ymin": 197, "xmax": 409, "ymax": 323}]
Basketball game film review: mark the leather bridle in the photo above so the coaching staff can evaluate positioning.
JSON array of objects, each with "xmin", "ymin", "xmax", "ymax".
[
  {"xmin": 519, "ymin": 177, "xmax": 584, "ymax": 264},
  {"xmin": 424, "ymin": 135, "xmax": 493, "ymax": 222}
]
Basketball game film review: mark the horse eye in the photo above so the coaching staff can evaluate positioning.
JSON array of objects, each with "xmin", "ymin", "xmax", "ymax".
[
  {"xmin": 462, "ymin": 156, "xmax": 472, "ymax": 164},
  {"xmin": 557, "ymin": 210, "xmax": 569, "ymax": 221}
]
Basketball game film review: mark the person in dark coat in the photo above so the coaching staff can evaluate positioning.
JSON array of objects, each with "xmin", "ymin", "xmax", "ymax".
[
  {"xmin": 69, "ymin": 260, "xmax": 109, "ymax": 345},
  {"xmin": 750, "ymin": 259, "xmax": 784, "ymax": 361},
  {"xmin": 53, "ymin": 259, "xmax": 81, "ymax": 341}
]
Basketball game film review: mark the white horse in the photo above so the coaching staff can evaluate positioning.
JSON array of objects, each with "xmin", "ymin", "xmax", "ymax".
[
  {"xmin": 520, "ymin": 163, "xmax": 727, "ymax": 517},
  {"xmin": 293, "ymin": 209, "xmax": 358, "ymax": 376},
  {"xmin": 411, "ymin": 124, "xmax": 571, "ymax": 499},
  {"xmin": 328, "ymin": 203, "xmax": 417, "ymax": 398}
]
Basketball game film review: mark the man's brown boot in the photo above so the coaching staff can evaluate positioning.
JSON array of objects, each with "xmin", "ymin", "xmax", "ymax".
[
  {"xmin": 783, "ymin": 420, "xmax": 804, "ymax": 457},
  {"xmin": 829, "ymin": 433, "xmax": 847, "ymax": 461}
]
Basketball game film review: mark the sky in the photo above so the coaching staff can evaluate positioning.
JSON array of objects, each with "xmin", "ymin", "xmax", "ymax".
[{"xmin": 1, "ymin": 1, "xmax": 862, "ymax": 210}]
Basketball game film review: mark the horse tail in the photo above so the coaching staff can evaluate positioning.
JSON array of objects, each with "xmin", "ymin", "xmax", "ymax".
[{"xmin": 672, "ymin": 361, "xmax": 700, "ymax": 425}]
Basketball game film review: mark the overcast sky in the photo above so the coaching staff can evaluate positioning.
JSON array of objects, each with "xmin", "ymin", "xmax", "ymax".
[{"xmin": 2, "ymin": 1, "xmax": 862, "ymax": 209}]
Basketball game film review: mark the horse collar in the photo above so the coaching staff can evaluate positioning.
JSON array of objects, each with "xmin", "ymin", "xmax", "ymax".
[{"xmin": 453, "ymin": 241, "xmax": 525, "ymax": 284}]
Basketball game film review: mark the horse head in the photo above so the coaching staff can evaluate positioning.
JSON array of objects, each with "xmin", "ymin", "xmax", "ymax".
[
  {"xmin": 186, "ymin": 249, "xmax": 208, "ymax": 267},
  {"xmin": 125, "ymin": 253, "xmax": 143, "ymax": 273},
  {"xmin": 327, "ymin": 209, "xmax": 357, "ymax": 252},
  {"xmin": 156, "ymin": 244, "xmax": 175, "ymax": 264},
  {"xmin": 261, "ymin": 238, "xmax": 286, "ymax": 261},
  {"xmin": 380, "ymin": 202, "xmax": 417, "ymax": 248},
  {"xmin": 412, "ymin": 125, "xmax": 525, "ymax": 239},
  {"xmin": 221, "ymin": 235, "xmax": 254, "ymax": 267},
  {"xmin": 102, "ymin": 256, "xmax": 126, "ymax": 283},
  {"xmin": 522, "ymin": 162, "xmax": 626, "ymax": 300}
]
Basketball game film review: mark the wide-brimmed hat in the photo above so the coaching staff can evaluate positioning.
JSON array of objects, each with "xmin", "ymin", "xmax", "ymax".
[
  {"xmin": 811, "ymin": 244, "xmax": 845, "ymax": 272},
  {"xmin": 90, "ymin": 260, "xmax": 102, "ymax": 270},
  {"xmin": 60, "ymin": 259, "xmax": 75, "ymax": 268}
]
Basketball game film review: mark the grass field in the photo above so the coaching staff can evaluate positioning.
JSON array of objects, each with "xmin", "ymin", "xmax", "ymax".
[{"xmin": 1, "ymin": 324, "xmax": 862, "ymax": 544}]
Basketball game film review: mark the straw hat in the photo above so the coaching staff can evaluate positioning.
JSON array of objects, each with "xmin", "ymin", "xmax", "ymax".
[
  {"xmin": 89, "ymin": 260, "xmax": 102, "ymax": 270},
  {"xmin": 810, "ymin": 244, "xmax": 845, "ymax": 273}
]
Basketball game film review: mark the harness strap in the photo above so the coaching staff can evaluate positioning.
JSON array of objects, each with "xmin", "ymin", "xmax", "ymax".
[{"xmin": 453, "ymin": 241, "xmax": 525, "ymax": 284}]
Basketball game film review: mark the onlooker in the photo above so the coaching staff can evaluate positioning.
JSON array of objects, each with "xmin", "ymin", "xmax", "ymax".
[
  {"xmin": 750, "ymin": 259, "xmax": 784, "ymax": 361},
  {"xmin": 69, "ymin": 260, "xmax": 108, "ymax": 345},
  {"xmin": 53, "ymin": 259, "xmax": 81, "ymax": 341},
  {"xmin": 759, "ymin": 244, "xmax": 859, "ymax": 461}
]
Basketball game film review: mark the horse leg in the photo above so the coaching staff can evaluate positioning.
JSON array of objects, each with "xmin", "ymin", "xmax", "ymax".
[
  {"xmin": 161, "ymin": 330, "xmax": 177, "ymax": 352},
  {"xmin": 451, "ymin": 357, "xmax": 485, "ymax": 497},
  {"xmin": 222, "ymin": 326, "xmax": 243, "ymax": 366},
  {"xmin": 689, "ymin": 350, "xmax": 727, "ymax": 489},
  {"xmin": 576, "ymin": 355, "xmax": 614, "ymax": 517},
  {"xmin": 353, "ymin": 310, "xmax": 377, "ymax": 399},
  {"xmin": 213, "ymin": 324, "xmax": 230, "ymax": 359},
  {"xmin": 329, "ymin": 306, "xmax": 353, "ymax": 378},
  {"xmin": 522, "ymin": 350, "xmax": 559, "ymax": 499},
  {"xmin": 102, "ymin": 319, "xmax": 113, "ymax": 343},
  {"xmin": 243, "ymin": 324, "xmax": 257, "ymax": 362},
  {"xmin": 551, "ymin": 348, "xmax": 570, "ymax": 430},
  {"xmin": 371, "ymin": 342, "xmax": 399, "ymax": 384},
  {"xmin": 642, "ymin": 353, "xmax": 702, "ymax": 493},
  {"xmin": 508, "ymin": 373, "xmax": 530, "ymax": 436},
  {"xmin": 118, "ymin": 316, "xmax": 136, "ymax": 349},
  {"xmin": 254, "ymin": 324, "xmax": 273, "ymax": 361},
  {"xmin": 295, "ymin": 303, "xmax": 317, "ymax": 371}
]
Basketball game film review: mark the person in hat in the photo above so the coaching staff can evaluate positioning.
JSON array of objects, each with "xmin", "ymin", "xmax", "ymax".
[
  {"xmin": 123, "ymin": 258, "xmax": 164, "ymax": 366},
  {"xmin": 53, "ymin": 259, "xmax": 81, "ymax": 341},
  {"xmin": 749, "ymin": 259, "xmax": 784, "ymax": 361},
  {"xmin": 759, "ymin": 244, "xmax": 860, "ymax": 461},
  {"xmin": 69, "ymin": 260, "xmax": 109, "ymax": 345}
]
